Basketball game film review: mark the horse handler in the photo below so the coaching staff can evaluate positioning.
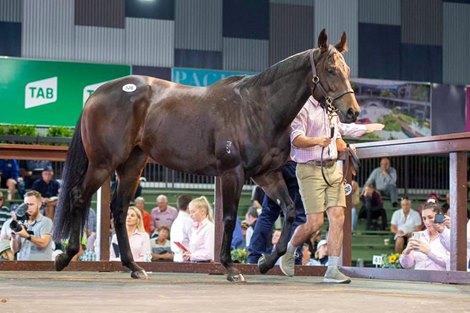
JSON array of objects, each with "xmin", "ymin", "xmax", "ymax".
[{"xmin": 279, "ymin": 95, "xmax": 383, "ymax": 283}]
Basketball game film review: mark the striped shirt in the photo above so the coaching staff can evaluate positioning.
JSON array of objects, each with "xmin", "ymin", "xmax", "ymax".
[
  {"xmin": 290, "ymin": 96, "xmax": 367, "ymax": 163},
  {"xmin": 0, "ymin": 206, "xmax": 11, "ymax": 231}
]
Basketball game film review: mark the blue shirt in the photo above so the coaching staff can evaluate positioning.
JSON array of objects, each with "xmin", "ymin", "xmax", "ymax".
[
  {"xmin": 32, "ymin": 179, "xmax": 60, "ymax": 198},
  {"xmin": 0, "ymin": 159, "xmax": 19, "ymax": 180}
]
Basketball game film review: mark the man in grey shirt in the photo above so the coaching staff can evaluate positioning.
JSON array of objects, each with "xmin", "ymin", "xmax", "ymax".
[
  {"xmin": 10, "ymin": 190, "xmax": 53, "ymax": 260},
  {"xmin": 364, "ymin": 157, "xmax": 398, "ymax": 207}
]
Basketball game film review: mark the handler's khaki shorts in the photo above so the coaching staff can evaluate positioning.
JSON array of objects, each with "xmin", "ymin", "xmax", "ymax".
[{"xmin": 296, "ymin": 162, "xmax": 346, "ymax": 214}]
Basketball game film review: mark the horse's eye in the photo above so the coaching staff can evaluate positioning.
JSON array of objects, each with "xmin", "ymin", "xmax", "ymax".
[{"xmin": 327, "ymin": 68, "xmax": 334, "ymax": 74}]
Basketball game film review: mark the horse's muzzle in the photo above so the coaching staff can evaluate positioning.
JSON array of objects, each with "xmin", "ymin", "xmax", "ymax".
[{"xmin": 339, "ymin": 107, "xmax": 359, "ymax": 123}]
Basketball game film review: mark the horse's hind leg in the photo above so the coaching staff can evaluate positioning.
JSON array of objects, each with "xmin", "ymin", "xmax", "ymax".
[
  {"xmin": 55, "ymin": 167, "xmax": 112, "ymax": 271},
  {"xmin": 113, "ymin": 147, "xmax": 148, "ymax": 279},
  {"xmin": 219, "ymin": 167, "xmax": 246, "ymax": 283},
  {"xmin": 253, "ymin": 170, "xmax": 295, "ymax": 273}
]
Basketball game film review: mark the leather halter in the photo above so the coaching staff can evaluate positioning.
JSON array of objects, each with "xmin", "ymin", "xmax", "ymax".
[
  {"xmin": 309, "ymin": 47, "xmax": 355, "ymax": 114},
  {"xmin": 309, "ymin": 47, "xmax": 356, "ymax": 187}
]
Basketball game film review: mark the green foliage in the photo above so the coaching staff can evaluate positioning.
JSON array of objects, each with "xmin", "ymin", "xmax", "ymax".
[
  {"xmin": 378, "ymin": 114, "xmax": 401, "ymax": 132},
  {"xmin": 231, "ymin": 248, "xmax": 247, "ymax": 264},
  {"xmin": 47, "ymin": 126, "xmax": 73, "ymax": 137},
  {"xmin": 381, "ymin": 253, "xmax": 402, "ymax": 269},
  {"xmin": 360, "ymin": 132, "xmax": 381, "ymax": 140},
  {"xmin": 4, "ymin": 125, "xmax": 37, "ymax": 136}
]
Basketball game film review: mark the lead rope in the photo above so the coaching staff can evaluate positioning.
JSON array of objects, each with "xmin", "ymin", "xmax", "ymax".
[{"xmin": 320, "ymin": 110, "xmax": 336, "ymax": 187}]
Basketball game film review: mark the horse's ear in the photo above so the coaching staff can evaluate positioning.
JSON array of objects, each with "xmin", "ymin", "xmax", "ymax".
[
  {"xmin": 335, "ymin": 32, "xmax": 348, "ymax": 53},
  {"xmin": 318, "ymin": 29, "xmax": 328, "ymax": 53}
]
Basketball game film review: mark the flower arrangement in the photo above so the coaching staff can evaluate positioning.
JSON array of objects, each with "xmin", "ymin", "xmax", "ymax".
[
  {"xmin": 231, "ymin": 248, "xmax": 248, "ymax": 264},
  {"xmin": 381, "ymin": 253, "xmax": 402, "ymax": 269}
]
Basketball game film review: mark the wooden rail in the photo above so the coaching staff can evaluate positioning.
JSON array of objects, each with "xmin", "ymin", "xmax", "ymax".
[{"xmin": 1, "ymin": 133, "xmax": 469, "ymax": 283}]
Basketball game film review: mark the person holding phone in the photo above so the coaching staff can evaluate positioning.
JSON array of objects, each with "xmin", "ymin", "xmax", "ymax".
[
  {"xmin": 433, "ymin": 210, "xmax": 470, "ymax": 271},
  {"xmin": 399, "ymin": 203, "xmax": 449, "ymax": 270}
]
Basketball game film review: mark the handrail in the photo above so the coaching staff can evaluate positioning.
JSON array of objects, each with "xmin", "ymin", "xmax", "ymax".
[
  {"xmin": 349, "ymin": 132, "xmax": 469, "ymax": 271},
  {"xmin": 1, "ymin": 133, "xmax": 469, "ymax": 282}
]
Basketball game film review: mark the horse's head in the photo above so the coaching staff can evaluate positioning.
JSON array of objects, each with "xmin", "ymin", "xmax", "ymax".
[{"xmin": 310, "ymin": 29, "xmax": 360, "ymax": 123}]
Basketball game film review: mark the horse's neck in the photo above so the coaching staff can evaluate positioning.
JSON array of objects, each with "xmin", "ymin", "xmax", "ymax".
[{"xmin": 264, "ymin": 64, "xmax": 312, "ymax": 130}]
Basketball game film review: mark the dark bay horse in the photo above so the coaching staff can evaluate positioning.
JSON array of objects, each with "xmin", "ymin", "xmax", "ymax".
[{"xmin": 53, "ymin": 29, "xmax": 360, "ymax": 281}]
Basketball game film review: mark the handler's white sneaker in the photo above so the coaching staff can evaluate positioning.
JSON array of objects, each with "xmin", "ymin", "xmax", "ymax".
[
  {"xmin": 323, "ymin": 268, "xmax": 351, "ymax": 284},
  {"xmin": 279, "ymin": 252, "xmax": 295, "ymax": 277}
]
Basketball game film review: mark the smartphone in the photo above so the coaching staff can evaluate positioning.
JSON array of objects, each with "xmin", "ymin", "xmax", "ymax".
[
  {"xmin": 412, "ymin": 232, "xmax": 420, "ymax": 240},
  {"xmin": 434, "ymin": 213, "xmax": 445, "ymax": 224}
]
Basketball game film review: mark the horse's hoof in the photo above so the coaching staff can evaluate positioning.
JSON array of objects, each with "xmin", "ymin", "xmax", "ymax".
[
  {"xmin": 54, "ymin": 253, "xmax": 70, "ymax": 272},
  {"xmin": 227, "ymin": 273, "xmax": 246, "ymax": 283},
  {"xmin": 131, "ymin": 270, "xmax": 149, "ymax": 280},
  {"xmin": 257, "ymin": 255, "xmax": 270, "ymax": 274}
]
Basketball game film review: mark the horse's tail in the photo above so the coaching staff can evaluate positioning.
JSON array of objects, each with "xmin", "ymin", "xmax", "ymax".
[{"xmin": 53, "ymin": 114, "xmax": 90, "ymax": 242}]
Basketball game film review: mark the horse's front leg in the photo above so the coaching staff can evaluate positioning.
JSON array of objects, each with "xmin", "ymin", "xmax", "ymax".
[
  {"xmin": 253, "ymin": 170, "xmax": 295, "ymax": 274},
  {"xmin": 219, "ymin": 167, "xmax": 246, "ymax": 283},
  {"xmin": 112, "ymin": 150, "xmax": 149, "ymax": 279}
]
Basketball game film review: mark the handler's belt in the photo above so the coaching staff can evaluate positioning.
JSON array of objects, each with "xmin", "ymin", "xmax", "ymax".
[{"xmin": 306, "ymin": 159, "xmax": 336, "ymax": 168}]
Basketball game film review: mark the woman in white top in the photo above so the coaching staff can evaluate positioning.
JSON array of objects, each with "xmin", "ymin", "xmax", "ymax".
[
  {"xmin": 110, "ymin": 206, "xmax": 151, "ymax": 262},
  {"xmin": 399, "ymin": 203, "xmax": 449, "ymax": 270},
  {"xmin": 183, "ymin": 196, "xmax": 215, "ymax": 262}
]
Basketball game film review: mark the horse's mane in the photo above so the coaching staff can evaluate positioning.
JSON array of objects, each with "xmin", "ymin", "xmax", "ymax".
[
  {"xmin": 238, "ymin": 49, "xmax": 313, "ymax": 89},
  {"xmin": 211, "ymin": 75, "xmax": 246, "ymax": 87}
]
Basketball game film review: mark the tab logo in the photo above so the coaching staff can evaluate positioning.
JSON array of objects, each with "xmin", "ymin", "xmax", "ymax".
[
  {"xmin": 25, "ymin": 77, "xmax": 58, "ymax": 109},
  {"xmin": 83, "ymin": 82, "xmax": 106, "ymax": 106}
]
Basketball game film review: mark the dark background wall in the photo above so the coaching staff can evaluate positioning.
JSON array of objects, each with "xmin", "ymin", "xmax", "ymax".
[{"xmin": 0, "ymin": 0, "xmax": 469, "ymax": 134}]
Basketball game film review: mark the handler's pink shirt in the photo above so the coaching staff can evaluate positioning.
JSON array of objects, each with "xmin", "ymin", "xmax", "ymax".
[{"xmin": 290, "ymin": 96, "xmax": 366, "ymax": 164}]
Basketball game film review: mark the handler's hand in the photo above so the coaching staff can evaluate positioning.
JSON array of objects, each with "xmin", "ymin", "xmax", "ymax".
[
  {"xmin": 365, "ymin": 123, "xmax": 384, "ymax": 132},
  {"xmin": 316, "ymin": 137, "xmax": 332, "ymax": 148}
]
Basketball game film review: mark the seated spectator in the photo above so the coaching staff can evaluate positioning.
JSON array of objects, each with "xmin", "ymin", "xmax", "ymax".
[
  {"xmin": 359, "ymin": 184, "xmax": 388, "ymax": 230},
  {"xmin": 151, "ymin": 225, "xmax": 173, "ymax": 261},
  {"xmin": 244, "ymin": 206, "xmax": 258, "ymax": 247},
  {"xmin": 134, "ymin": 197, "xmax": 151, "ymax": 233},
  {"xmin": 351, "ymin": 180, "xmax": 360, "ymax": 231},
  {"xmin": 271, "ymin": 229, "xmax": 282, "ymax": 252},
  {"xmin": 440, "ymin": 191, "xmax": 470, "ymax": 219},
  {"xmin": 19, "ymin": 160, "xmax": 52, "ymax": 189},
  {"xmin": 84, "ymin": 208, "xmax": 97, "ymax": 253},
  {"xmin": 31, "ymin": 167, "xmax": 60, "ymax": 205},
  {"xmin": 184, "ymin": 196, "xmax": 215, "ymax": 262},
  {"xmin": 0, "ymin": 239, "xmax": 14, "ymax": 260},
  {"xmin": 231, "ymin": 217, "xmax": 245, "ymax": 250},
  {"xmin": 399, "ymin": 203, "xmax": 449, "ymax": 270},
  {"xmin": 10, "ymin": 191, "xmax": 54, "ymax": 260},
  {"xmin": 150, "ymin": 194, "xmax": 178, "ymax": 234},
  {"xmin": 391, "ymin": 197, "xmax": 422, "ymax": 253},
  {"xmin": 0, "ymin": 191, "xmax": 11, "ymax": 232},
  {"xmin": 170, "ymin": 194, "xmax": 193, "ymax": 262},
  {"xmin": 43, "ymin": 196, "xmax": 58, "ymax": 220},
  {"xmin": 364, "ymin": 157, "xmax": 398, "ymax": 207},
  {"xmin": 301, "ymin": 242, "xmax": 315, "ymax": 266},
  {"xmin": 433, "ymin": 209, "xmax": 470, "ymax": 270},
  {"xmin": 312, "ymin": 239, "xmax": 329, "ymax": 266},
  {"xmin": 110, "ymin": 206, "xmax": 151, "ymax": 262},
  {"xmin": 0, "ymin": 159, "xmax": 23, "ymax": 200}
]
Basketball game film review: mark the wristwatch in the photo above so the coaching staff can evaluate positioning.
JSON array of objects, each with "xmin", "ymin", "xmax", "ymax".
[{"xmin": 26, "ymin": 235, "xmax": 32, "ymax": 241}]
